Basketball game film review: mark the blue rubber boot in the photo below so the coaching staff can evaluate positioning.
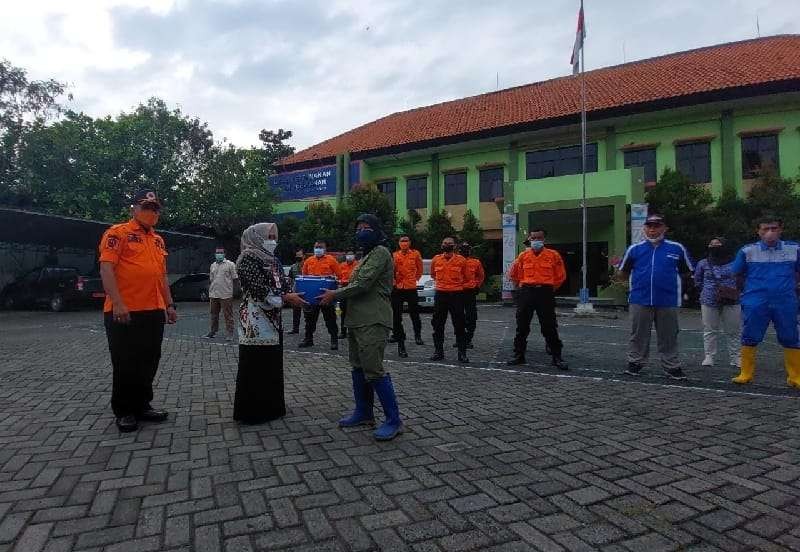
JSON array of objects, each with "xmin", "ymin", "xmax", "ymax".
[
  {"xmin": 338, "ymin": 370, "xmax": 375, "ymax": 427},
  {"xmin": 372, "ymin": 374, "xmax": 403, "ymax": 441}
]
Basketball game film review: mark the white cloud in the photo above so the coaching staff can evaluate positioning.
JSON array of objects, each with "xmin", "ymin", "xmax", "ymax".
[{"xmin": 2, "ymin": 0, "xmax": 799, "ymax": 150}]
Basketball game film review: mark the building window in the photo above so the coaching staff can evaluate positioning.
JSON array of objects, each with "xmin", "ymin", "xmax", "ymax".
[
  {"xmin": 525, "ymin": 143, "xmax": 598, "ymax": 180},
  {"xmin": 623, "ymin": 148, "xmax": 657, "ymax": 184},
  {"xmin": 479, "ymin": 167, "xmax": 504, "ymax": 202},
  {"xmin": 742, "ymin": 134, "xmax": 779, "ymax": 179},
  {"xmin": 377, "ymin": 180, "xmax": 396, "ymax": 210},
  {"xmin": 406, "ymin": 176, "xmax": 427, "ymax": 210},
  {"xmin": 444, "ymin": 172, "xmax": 467, "ymax": 205},
  {"xmin": 675, "ymin": 142, "xmax": 711, "ymax": 184}
]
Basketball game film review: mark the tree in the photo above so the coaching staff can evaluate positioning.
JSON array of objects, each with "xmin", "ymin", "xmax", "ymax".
[
  {"xmin": 334, "ymin": 183, "xmax": 396, "ymax": 249},
  {"xmin": 0, "ymin": 59, "xmax": 70, "ymax": 205},
  {"xmin": 259, "ymin": 128, "xmax": 295, "ymax": 168},
  {"xmin": 397, "ymin": 209, "xmax": 424, "ymax": 250},
  {"xmin": 296, "ymin": 201, "xmax": 338, "ymax": 251},
  {"xmin": 420, "ymin": 209, "xmax": 457, "ymax": 258},
  {"xmin": 645, "ymin": 167, "xmax": 714, "ymax": 259},
  {"xmin": 458, "ymin": 209, "xmax": 486, "ymax": 256},
  {"xmin": 174, "ymin": 144, "xmax": 274, "ymax": 252},
  {"xmin": 276, "ymin": 216, "xmax": 302, "ymax": 262}
]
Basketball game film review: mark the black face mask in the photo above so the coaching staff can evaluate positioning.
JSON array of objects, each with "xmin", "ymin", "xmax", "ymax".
[
  {"xmin": 441, "ymin": 244, "xmax": 455, "ymax": 253},
  {"xmin": 460, "ymin": 247, "xmax": 471, "ymax": 257}
]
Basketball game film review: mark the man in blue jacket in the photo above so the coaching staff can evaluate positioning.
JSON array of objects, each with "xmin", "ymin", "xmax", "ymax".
[
  {"xmin": 730, "ymin": 215, "xmax": 800, "ymax": 387},
  {"xmin": 619, "ymin": 214, "xmax": 693, "ymax": 379}
]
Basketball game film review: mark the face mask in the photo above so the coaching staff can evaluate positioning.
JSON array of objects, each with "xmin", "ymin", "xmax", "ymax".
[
  {"xmin": 355, "ymin": 228, "xmax": 379, "ymax": 248},
  {"xmin": 530, "ymin": 240, "xmax": 544, "ymax": 251},
  {"xmin": 646, "ymin": 235, "xmax": 664, "ymax": 244},
  {"xmin": 314, "ymin": 247, "xmax": 324, "ymax": 257},
  {"xmin": 399, "ymin": 242, "xmax": 410, "ymax": 250},
  {"xmin": 263, "ymin": 239, "xmax": 277, "ymax": 253},
  {"xmin": 135, "ymin": 209, "xmax": 159, "ymax": 228},
  {"xmin": 441, "ymin": 244, "xmax": 455, "ymax": 253},
  {"xmin": 215, "ymin": 253, "xmax": 224, "ymax": 262},
  {"xmin": 346, "ymin": 255, "xmax": 355, "ymax": 262},
  {"xmin": 295, "ymin": 254, "xmax": 303, "ymax": 260}
]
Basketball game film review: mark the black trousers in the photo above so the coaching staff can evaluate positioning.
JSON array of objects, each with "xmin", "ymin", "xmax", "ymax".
[
  {"xmin": 291, "ymin": 307, "xmax": 302, "ymax": 332},
  {"xmin": 432, "ymin": 291, "xmax": 466, "ymax": 348},
  {"xmin": 463, "ymin": 288, "xmax": 478, "ymax": 342},
  {"xmin": 513, "ymin": 285, "xmax": 562, "ymax": 357},
  {"xmin": 391, "ymin": 288, "xmax": 422, "ymax": 340},
  {"xmin": 304, "ymin": 304, "xmax": 338, "ymax": 339},
  {"xmin": 104, "ymin": 310, "xmax": 165, "ymax": 417}
]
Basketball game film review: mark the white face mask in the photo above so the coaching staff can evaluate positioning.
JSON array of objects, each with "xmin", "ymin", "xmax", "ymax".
[
  {"xmin": 263, "ymin": 239, "xmax": 277, "ymax": 253},
  {"xmin": 646, "ymin": 235, "xmax": 664, "ymax": 244},
  {"xmin": 346, "ymin": 255, "xmax": 355, "ymax": 262},
  {"xmin": 314, "ymin": 247, "xmax": 325, "ymax": 257}
]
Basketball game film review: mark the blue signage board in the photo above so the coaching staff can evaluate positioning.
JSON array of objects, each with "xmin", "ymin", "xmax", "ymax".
[{"xmin": 269, "ymin": 165, "xmax": 337, "ymax": 200}]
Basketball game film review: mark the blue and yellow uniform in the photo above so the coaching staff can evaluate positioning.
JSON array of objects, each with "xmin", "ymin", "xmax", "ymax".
[{"xmin": 731, "ymin": 239, "xmax": 800, "ymax": 386}]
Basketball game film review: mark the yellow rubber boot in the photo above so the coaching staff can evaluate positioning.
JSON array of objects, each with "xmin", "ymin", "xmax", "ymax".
[
  {"xmin": 784, "ymin": 348, "xmax": 800, "ymax": 389},
  {"xmin": 732, "ymin": 346, "xmax": 756, "ymax": 384}
]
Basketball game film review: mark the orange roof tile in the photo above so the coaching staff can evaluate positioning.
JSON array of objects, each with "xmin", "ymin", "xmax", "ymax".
[{"xmin": 278, "ymin": 35, "xmax": 800, "ymax": 168}]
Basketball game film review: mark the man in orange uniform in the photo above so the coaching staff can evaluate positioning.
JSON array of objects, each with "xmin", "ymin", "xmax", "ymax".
[
  {"xmin": 98, "ymin": 189, "xmax": 178, "ymax": 433},
  {"xmin": 300, "ymin": 240, "xmax": 342, "ymax": 350},
  {"xmin": 507, "ymin": 228, "xmax": 568, "ymax": 369},
  {"xmin": 458, "ymin": 242, "xmax": 485, "ymax": 349},
  {"xmin": 430, "ymin": 236, "xmax": 470, "ymax": 363},
  {"xmin": 391, "ymin": 235, "xmax": 424, "ymax": 358},
  {"xmin": 338, "ymin": 250, "xmax": 359, "ymax": 339}
]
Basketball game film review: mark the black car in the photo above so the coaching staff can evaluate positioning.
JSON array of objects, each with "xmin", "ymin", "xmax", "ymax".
[
  {"xmin": 0, "ymin": 266, "xmax": 105, "ymax": 312},
  {"xmin": 170, "ymin": 273, "xmax": 210, "ymax": 302}
]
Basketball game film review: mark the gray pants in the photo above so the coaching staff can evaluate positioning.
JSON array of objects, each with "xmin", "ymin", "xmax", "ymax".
[
  {"xmin": 628, "ymin": 304, "xmax": 680, "ymax": 370},
  {"xmin": 700, "ymin": 304, "xmax": 742, "ymax": 367}
]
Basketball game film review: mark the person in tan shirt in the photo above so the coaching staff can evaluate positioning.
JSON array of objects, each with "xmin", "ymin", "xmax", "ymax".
[{"xmin": 205, "ymin": 247, "xmax": 238, "ymax": 341}]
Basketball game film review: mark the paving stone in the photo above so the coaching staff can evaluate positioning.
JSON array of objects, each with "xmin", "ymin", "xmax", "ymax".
[
  {"xmin": 448, "ymin": 493, "xmax": 497, "ymax": 514},
  {"xmin": 696, "ymin": 509, "xmax": 746, "ymax": 532}
]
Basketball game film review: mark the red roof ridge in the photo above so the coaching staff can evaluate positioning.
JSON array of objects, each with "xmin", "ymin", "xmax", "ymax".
[{"xmin": 278, "ymin": 34, "xmax": 800, "ymax": 168}]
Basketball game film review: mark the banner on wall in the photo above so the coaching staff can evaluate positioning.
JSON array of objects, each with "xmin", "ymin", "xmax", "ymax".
[
  {"xmin": 630, "ymin": 203, "xmax": 648, "ymax": 244},
  {"xmin": 501, "ymin": 213, "xmax": 517, "ymax": 301},
  {"xmin": 269, "ymin": 165, "xmax": 337, "ymax": 200}
]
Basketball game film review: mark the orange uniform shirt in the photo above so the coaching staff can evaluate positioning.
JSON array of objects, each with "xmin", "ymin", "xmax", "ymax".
[
  {"xmin": 430, "ymin": 253, "xmax": 469, "ymax": 292},
  {"xmin": 338, "ymin": 261, "xmax": 359, "ymax": 285},
  {"xmin": 463, "ymin": 257, "xmax": 485, "ymax": 290},
  {"xmin": 302, "ymin": 254, "xmax": 342, "ymax": 279},
  {"xmin": 508, "ymin": 248, "xmax": 566, "ymax": 288},
  {"xmin": 98, "ymin": 219, "xmax": 168, "ymax": 313},
  {"xmin": 393, "ymin": 249, "xmax": 423, "ymax": 289}
]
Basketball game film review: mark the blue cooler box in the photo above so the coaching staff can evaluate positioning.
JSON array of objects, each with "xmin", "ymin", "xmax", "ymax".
[{"xmin": 294, "ymin": 276, "xmax": 338, "ymax": 305}]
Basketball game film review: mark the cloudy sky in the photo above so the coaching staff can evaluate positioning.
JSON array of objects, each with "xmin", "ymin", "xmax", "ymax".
[{"xmin": 3, "ymin": 0, "xmax": 799, "ymax": 151}]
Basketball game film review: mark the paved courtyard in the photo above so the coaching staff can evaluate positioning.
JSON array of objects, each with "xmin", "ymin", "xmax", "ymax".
[{"xmin": 1, "ymin": 303, "xmax": 799, "ymax": 551}]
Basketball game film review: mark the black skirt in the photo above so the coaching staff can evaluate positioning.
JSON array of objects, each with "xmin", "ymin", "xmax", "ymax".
[{"xmin": 233, "ymin": 342, "xmax": 286, "ymax": 424}]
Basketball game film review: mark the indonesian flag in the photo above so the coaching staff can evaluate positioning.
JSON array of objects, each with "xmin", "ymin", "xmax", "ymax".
[{"xmin": 570, "ymin": 2, "xmax": 586, "ymax": 75}]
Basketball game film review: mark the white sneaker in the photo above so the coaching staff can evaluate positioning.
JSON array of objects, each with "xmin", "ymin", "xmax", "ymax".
[{"xmin": 701, "ymin": 355, "xmax": 714, "ymax": 367}]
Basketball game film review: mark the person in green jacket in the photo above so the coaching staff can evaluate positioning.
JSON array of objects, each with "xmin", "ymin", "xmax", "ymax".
[{"xmin": 319, "ymin": 213, "xmax": 402, "ymax": 441}]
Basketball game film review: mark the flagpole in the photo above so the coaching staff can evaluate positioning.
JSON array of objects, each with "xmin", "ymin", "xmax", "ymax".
[{"xmin": 576, "ymin": 0, "xmax": 594, "ymax": 313}]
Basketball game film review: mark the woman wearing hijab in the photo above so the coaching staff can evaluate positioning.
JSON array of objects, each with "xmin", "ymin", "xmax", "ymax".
[
  {"xmin": 693, "ymin": 237, "xmax": 742, "ymax": 369},
  {"xmin": 318, "ymin": 214, "xmax": 402, "ymax": 441},
  {"xmin": 234, "ymin": 222, "xmax": 306, "ymax": 424}
]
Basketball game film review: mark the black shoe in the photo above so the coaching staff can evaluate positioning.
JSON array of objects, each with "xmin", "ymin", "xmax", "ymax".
[
  {"xmin": 414, "ymin": 335, "xmax": 424, "ymax": 345},
  {"xmin": 552, "ymin": 357, "xmax": 569, "ymax": 370},
  {"xmin": 204, "ymin": 332, "xmax": 215, "ymax": 339},
  {"xmin": 430, "ymin": 350, "xmax": 444, "ymax": 361},
  {"xmin": 330, "ymin": 337, "xmax": 339, "ymax": 351},
  {"xmin": 663, "ymin": 367, "xmax": 687, "ymax": 380},
  {"xmin": 398, "ymin": 341, "xmax": 408, "ymax": 358},
  {"xmin": 507, "ymin": 355, "xmax": 525, "ymax": 366},
  {"xmin": 298, "ymin": 339, "xmax": 314, "ymax": 348},
  {"xmin": 137, "ymin": 409, "xmax": 168, "ymax": 422},
  {"xmin": 458, "ymin": 350, "xmax": 469, "ymax": 363},
  {"xmin": 116, "ymin": 415, "xmax": 138, "ymax": 432},
  {"xmin": 625, "ymin": 362, "xmax": 642, "ymax": 376},
  {"xmin": 388, "ymin": 335, "xmax": 398, "ymax": 344},
  {"xmin": 287, "ymin": 329, "xmax": 300, "ymax": 335}
]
